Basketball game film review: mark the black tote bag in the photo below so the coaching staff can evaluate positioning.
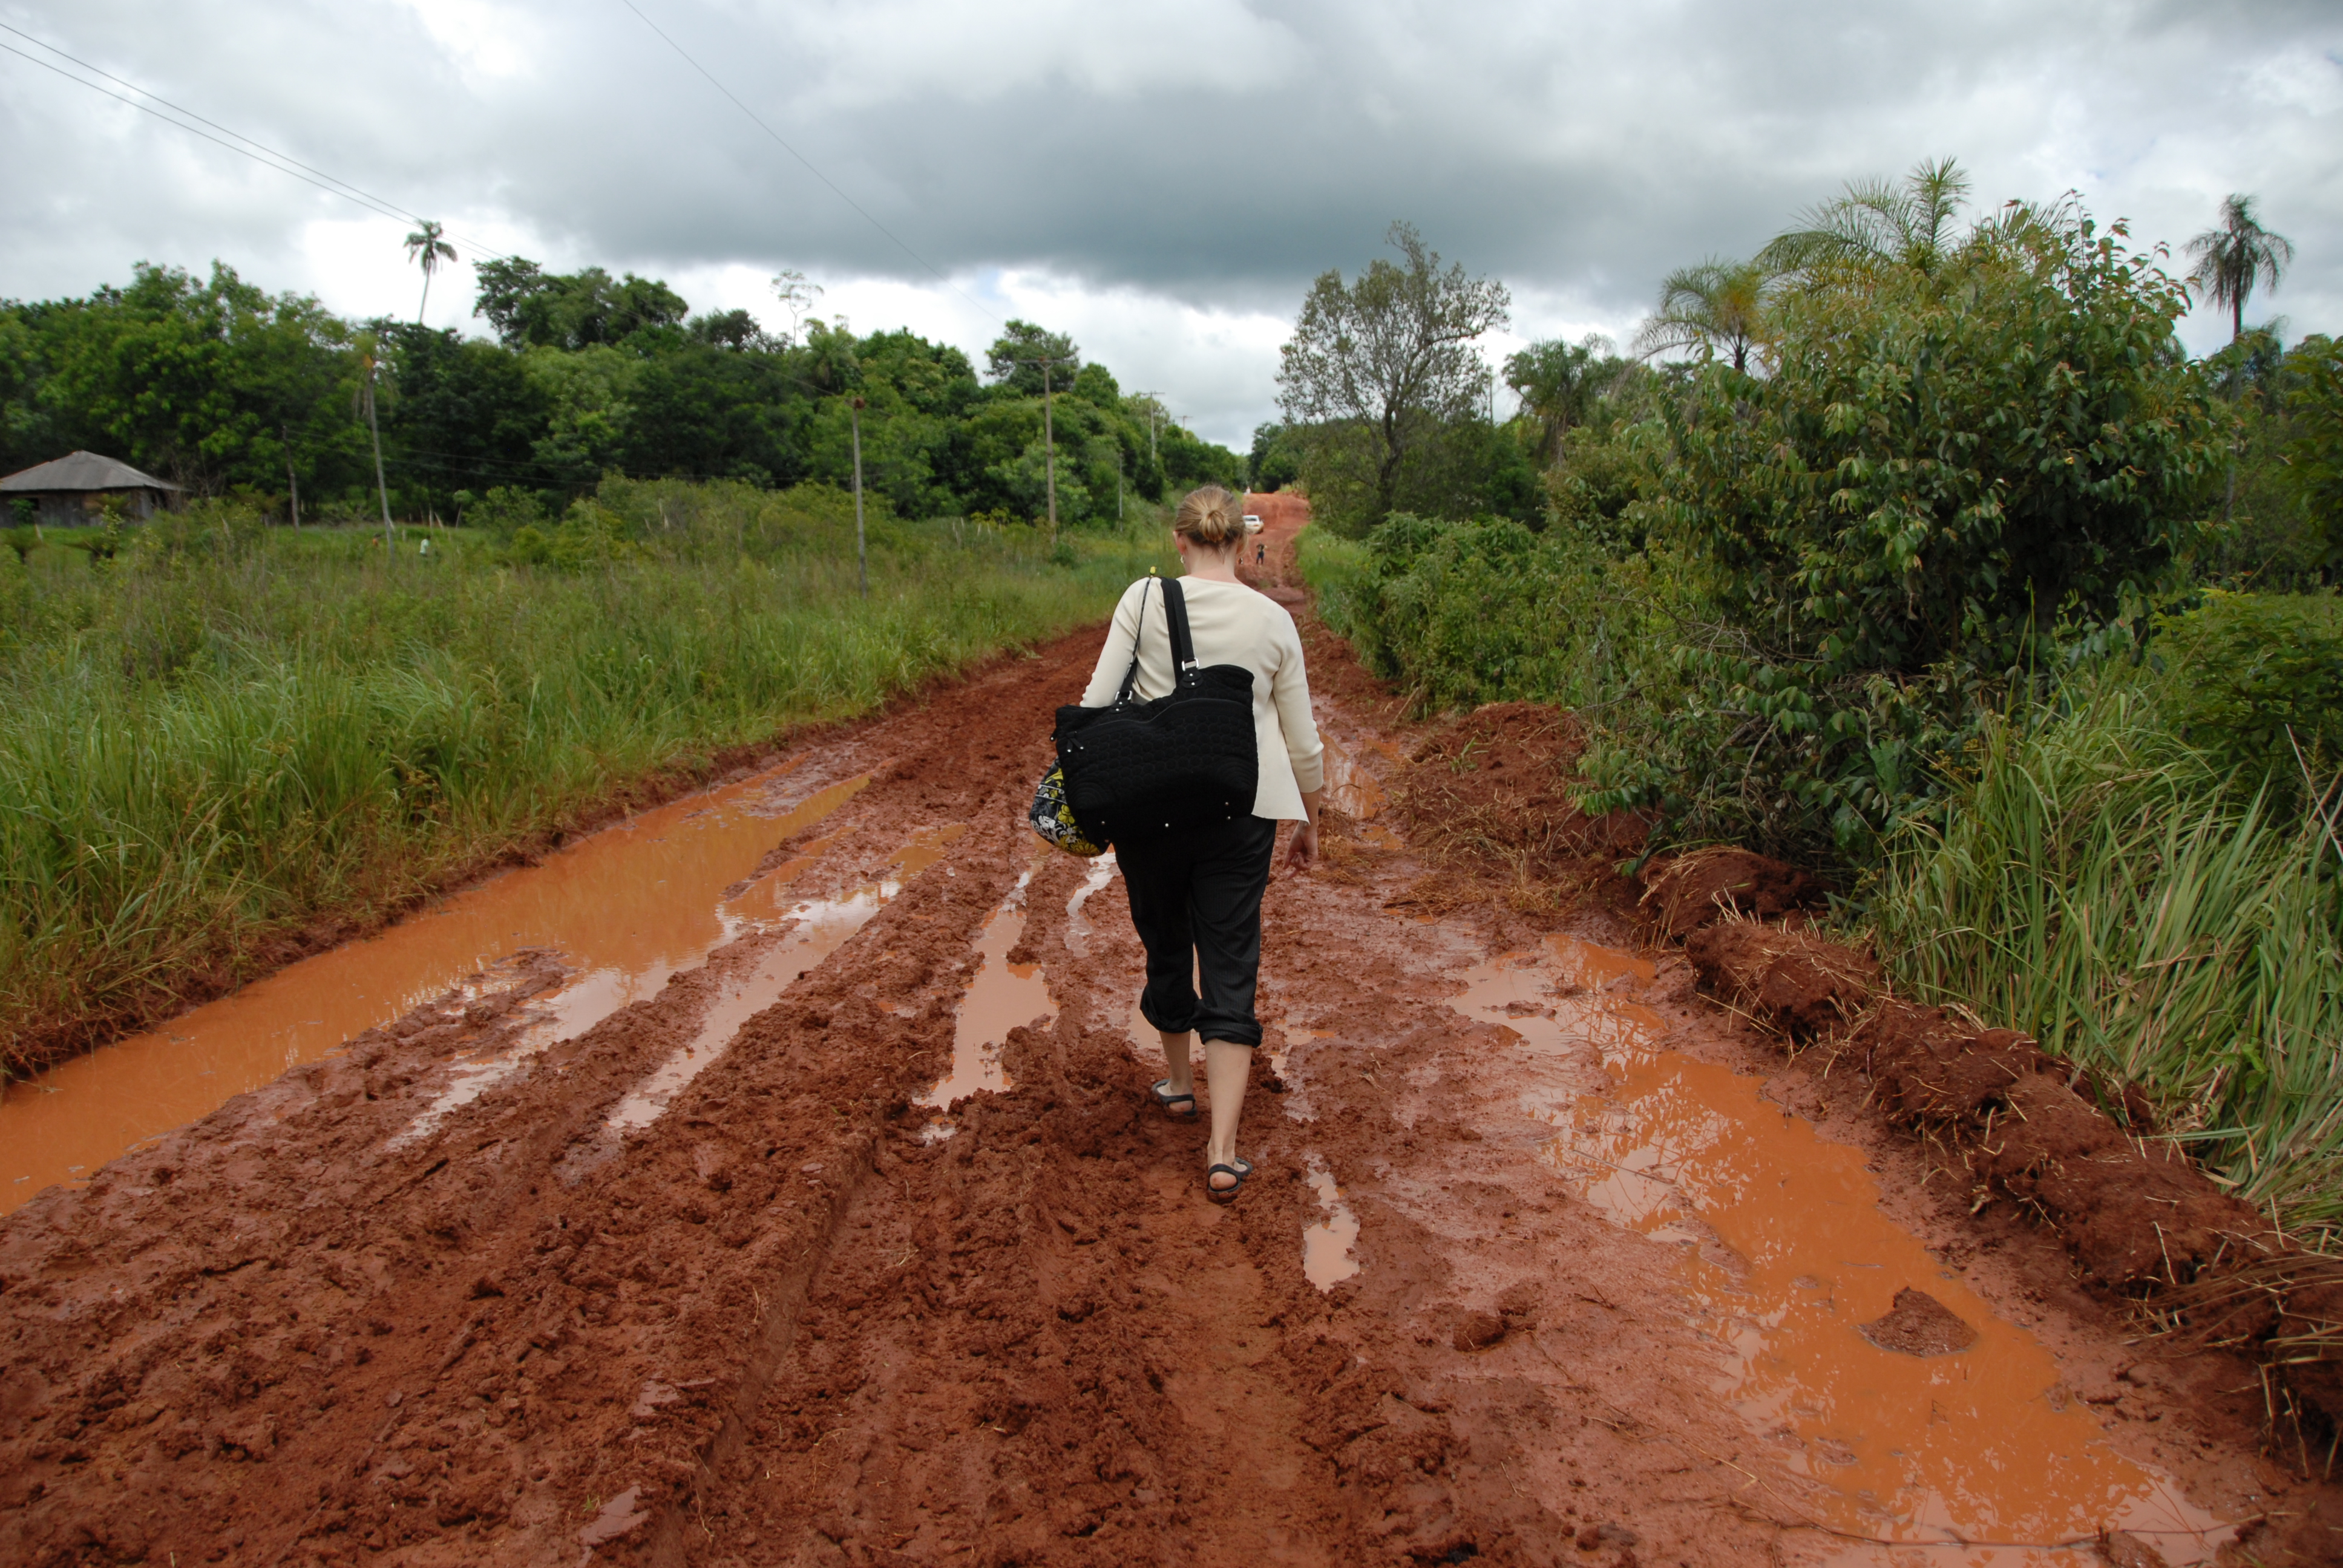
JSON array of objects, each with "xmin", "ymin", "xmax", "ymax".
[{"xmin": 1052, "ymin": 577, "xmax": 1258, "ymax": 848}]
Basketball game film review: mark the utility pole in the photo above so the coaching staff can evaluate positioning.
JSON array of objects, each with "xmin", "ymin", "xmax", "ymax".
[
  {"xmin": 849, "ymin": 396, "xmax": 868, "ymax": 597},
  {"xmin": 1135, "ymin": 392, "xmax": 1161, "ymax": 465},
  {"xmin": 1020, "ymin": 355, "xmax": 1074, "ymax": 546},
  {"xmin": 361, "ymin": 350, "xmax": 393, "ymax": 554},
  {"xmin": 283, "ymin": 423, "xmax": 300, "ymax": 530},
  {"xmin": 1041, "ymin": 359, "xmax": 1057, "ymax": 544}
]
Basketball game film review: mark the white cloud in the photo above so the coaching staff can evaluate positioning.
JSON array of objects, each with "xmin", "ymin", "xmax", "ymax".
[{"xmin": 391, "ymin": 0, "xmax": 543, "ymax": 83}]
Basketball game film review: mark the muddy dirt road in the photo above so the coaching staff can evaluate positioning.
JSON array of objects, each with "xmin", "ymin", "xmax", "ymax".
[{"xmin": 1, "ymin": 503, "xmax": 2334, "ymax": 1566}]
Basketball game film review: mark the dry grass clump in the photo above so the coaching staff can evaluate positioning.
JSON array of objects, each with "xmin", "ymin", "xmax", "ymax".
[{"xmin": 1384, "ymin": 703, "xmax": 1647, "ymax": 915}]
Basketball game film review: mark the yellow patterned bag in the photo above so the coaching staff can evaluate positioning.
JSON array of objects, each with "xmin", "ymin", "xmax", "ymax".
[{"xmin": 1027, "ymin": 762, "xmax": 1104, "ymax": 857}]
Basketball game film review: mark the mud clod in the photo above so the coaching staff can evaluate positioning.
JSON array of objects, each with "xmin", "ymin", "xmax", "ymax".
[
  {"xmin": 1640, "ymin": 848, "xmax": 1828, "ymax": 939},
  {"xmin": 2096, "ymin": 1526, "xmax": 2172, "ymax": 1567},
  {"xmin": 1683, "ymin": 921, "xmax": 1875, "ymax": 1038},
  {"xmin": 1453, "ymin": 1312, "xmax": 1507, "ymax": 1351},
  {"xmin": 1858, "ymin": 1288, "xmax": 1978, "ymax": 1356}
]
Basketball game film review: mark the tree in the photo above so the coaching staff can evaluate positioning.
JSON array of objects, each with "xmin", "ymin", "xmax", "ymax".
[
  {"xmin": 2186, "ymin": 193, "xmax": 2294, "ymax": 342},
  {"xmin": 473, "ymin": 257, "xmax": 548, "ymax": 346},
  {"xmin": 770, "ymin": 270, "xmax": 822, "ymax": 345},
  {"xmin": 1276, "ymin": 221, "xmax": 1511, "ymax": 532},
  {"xmin": 2284, "ymin": 335, "xmax": 2343, "ymax": 570},
  {"xmin": 1631, "ymin": 259, "xmax": 1775, "ymax": 373},
  {"xmin": 1645, "ymin": 202, "xmax": 2220, "ymax": 857},
  {"xmin": 985, "ymin": 321, "xmax": 1078, "ymax": 396},
  {"xmin": 688, "ymin": 309, "xmax": 772, "ymax": 351},
  {"xmin": 1249, "ymin": 423, "xmax": 1302, "ymax": 491},
  {"xmin": 470, "ymin": 259, "xmax": 687, "ymax": 350},
  {"xmin": 378, "ymin": 324, "xmax": 548, "ymax": 515},
  {"xmin": 1756, "ymin": 157, "xmax": 1973, "ymax": 283},
  {"xmin": 2, "ymin": 261, "xmax": 364, "ymax": 497},
  {"xmin": 799, "ymin": 318, "xmax": 862, "ymax": 395},
  {"xmin": 1504, "ymin": 334, "xmax": 1625, "ymax": 466},
  {"xmin": 404, "ymin": 221, "xmax": 457, "ymax": 324}
]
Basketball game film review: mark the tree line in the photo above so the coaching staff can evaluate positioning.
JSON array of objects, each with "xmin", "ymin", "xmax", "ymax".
[
  {"xmin": 0, "ymin": 261, "xmax": 1245, "ymax": 528},
  {"xmin": 1267, "ymin": 175, "xmax": 2336, "ymax": 592},
  {"xmin": 1282, "ymin": 164, "xmax": 2341, "ymax": 862}
]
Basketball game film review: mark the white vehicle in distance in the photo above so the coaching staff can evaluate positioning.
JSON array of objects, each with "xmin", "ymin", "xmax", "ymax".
[{"xmin": 1242, "ymin": 514, "xmax": 1263, "ymax": 533}]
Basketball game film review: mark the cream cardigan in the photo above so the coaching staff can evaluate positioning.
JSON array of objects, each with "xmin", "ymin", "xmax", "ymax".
[{"xmin": 1077, "ymin": 575, "xmax": 1325, "ymax": 822}]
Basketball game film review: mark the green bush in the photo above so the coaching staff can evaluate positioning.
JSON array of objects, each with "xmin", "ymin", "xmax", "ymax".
[
  {"xmin": 1308, "ymin": 511, "xmax": 1688, "ymax": 720},
  {"xmin": 466, "ymin": 485, "xmax": 549, "ymax": 540},
  {"xmin": 2156, "ymin": 590, "xmax": 2343, "ymax": 789},
  {"xmin": 1596, "ymin": 207, "xmax": 2221, "ymax": 860}
]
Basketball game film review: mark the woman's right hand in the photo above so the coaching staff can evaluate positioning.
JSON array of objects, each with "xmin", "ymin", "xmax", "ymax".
[{"xmin": 1282, "ymin": 818, "xmax": 1318, "ymax": 876}]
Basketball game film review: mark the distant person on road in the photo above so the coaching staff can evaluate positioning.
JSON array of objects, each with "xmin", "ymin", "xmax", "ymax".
[{"xmin": 1079, "ymin": 484, "xmax": 1322, "ymax": 1203}]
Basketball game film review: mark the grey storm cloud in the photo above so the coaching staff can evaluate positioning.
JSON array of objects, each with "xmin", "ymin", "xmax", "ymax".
[{"xmin": 2, "ymin": 0, "xmax": 2338, "ymax": 442}]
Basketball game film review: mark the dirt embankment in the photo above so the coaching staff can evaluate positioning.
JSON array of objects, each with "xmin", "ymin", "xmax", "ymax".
[
  {"xmin": 1683, "ymin": 918, "xmax": 2343, "ymax": 1429},
  {"xmin": 4, "ymin": 506, "xmax": 2341, "ymax": 1566}
]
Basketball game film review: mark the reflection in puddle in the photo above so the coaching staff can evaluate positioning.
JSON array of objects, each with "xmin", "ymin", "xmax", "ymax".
[
  {"xmin": 1265, "ymin": 1020, "xmax": 1334, "ymax": 1123},
  {"xmin": 604, "ymin": 891, "xmax": 882, "ymax": 1133},
  {"xmin": 1447, "ymin": 937, "xmax": 2231, "ymax": 1563},
  {"xmin": 1063, "ymin": 852, "xmax": 1118, "ymax": 956},
  {"xmin": 1303, "ymin": 1158, "xmax": 1361, "ymax": 1289},
  {"xmin": 2, "ymin": 762, "xmax": 875, "ymax": 1212},
  {"xmin": 920, "ymin": 874, "xmax": 1056, "ymax": 1132},
  {"xmin": 1320, "ymin": 733, "xmax": 1388, "ymax": 820},
  {"xmin": 412, "ymin": 823, "xmax": 966, "ymax": 1149}
]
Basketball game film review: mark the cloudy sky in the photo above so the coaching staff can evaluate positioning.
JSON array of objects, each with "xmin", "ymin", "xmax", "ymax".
[{"xmin": 3, "ymin": 0, "xmax": 2338, "ymax": 448}]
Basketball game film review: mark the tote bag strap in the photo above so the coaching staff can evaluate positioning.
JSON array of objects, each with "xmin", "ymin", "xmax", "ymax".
[
  {"xmin": 1112, "ymin": 578, "xmax": 1155, "ymax": 706},
  {"xmin": 1161, "ymin": 577, "xmax": 1199, "ymax": 687}
]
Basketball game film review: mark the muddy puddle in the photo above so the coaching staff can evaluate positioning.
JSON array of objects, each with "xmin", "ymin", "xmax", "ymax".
[
  {"xmin": 919, "ymin": 869, "xmax": 1058, "ymax": 1135},
  {"xmin": 1320, "ymin": 731, "xmax": 1391, "ymax": 820},
  {"xmin": 1450, "ymin": 936, "xmax": 2232, "ymax": 1564},
  {"xmin": 1303, "ymin": 1157, "xmax": 1362, "ymax": 1289},
  {"xmin": 1061, "ymin": 851, "xmax": 1119, "ymax": 956},
  {"xmin": 1, "ymin": 763, "xmax": 874, "ymax": 1214}
]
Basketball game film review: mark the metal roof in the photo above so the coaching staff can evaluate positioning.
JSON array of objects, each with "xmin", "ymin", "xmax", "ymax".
[{"xmin": 0, "ymin": 451, "xmax": 182, "ymax": 494}]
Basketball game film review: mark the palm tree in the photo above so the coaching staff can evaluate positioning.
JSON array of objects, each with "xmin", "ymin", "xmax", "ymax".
[
  {"xmin": 1504, "ymin": 335, "xmax": 1623, "ymax": 465},
  {"xmin": 1757, "ymin": 157, "xmax": 1972, "ymax": 281},
  {"xmin": 404, "ymin": 221, "xmax": 457, "ymax": 324},
  {"xmin": 2186, "ymin": 194, "xmax": 2293, "ymax": 343},
  {"xmin": 1631, "ymin": 259, "xmax": 1775, "ymax": 373}
]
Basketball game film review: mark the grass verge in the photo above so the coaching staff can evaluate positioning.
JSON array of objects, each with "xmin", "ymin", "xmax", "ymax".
[
  {"xmin": 1870, "ymin": 669, "xmax": 2343, "ymax": 1246},
  {"xmin": 0, "ymin": 482, "xmax": 1164, "ymax": 1078}
]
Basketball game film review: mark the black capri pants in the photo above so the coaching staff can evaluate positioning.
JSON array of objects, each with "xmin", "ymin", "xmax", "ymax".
[{"xmin": 1118, "ymin": 814, "xmax": 1277, "ymax": 1048}]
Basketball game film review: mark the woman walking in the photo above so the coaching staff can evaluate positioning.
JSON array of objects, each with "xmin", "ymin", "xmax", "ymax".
[{"xmin": 1078, "ymin": 485, "xmax": 1322, "ymax": 1201}]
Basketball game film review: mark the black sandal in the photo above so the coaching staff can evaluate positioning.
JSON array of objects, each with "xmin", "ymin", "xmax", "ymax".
[
  {"xmin": 1151, "ymin": 1079, "xmax": 1198, "ymax": 1119},
  {"xmin": 1205, "ymin": 1157, "xmax": 1253, "ymax": 1204}
]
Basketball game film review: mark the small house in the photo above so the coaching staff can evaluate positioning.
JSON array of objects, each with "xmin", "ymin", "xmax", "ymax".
[{"xmin": 0, "ymin": 451, "xmax": 183, "ymax": 526}]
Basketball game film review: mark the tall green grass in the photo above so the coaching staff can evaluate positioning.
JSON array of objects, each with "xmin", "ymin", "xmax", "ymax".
[
  {"xmin": 0, "ymin": 483, "xmax": 1164, "ymax": 1076},
  {"xmin": 1871, "ymin": 673, "xmax": 2343, "ymax": 1243}
]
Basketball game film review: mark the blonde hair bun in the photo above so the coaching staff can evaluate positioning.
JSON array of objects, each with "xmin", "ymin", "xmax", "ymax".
[{"xmin": 1174, "ymin": 485, "xmax": 1243, "ymax": 548}]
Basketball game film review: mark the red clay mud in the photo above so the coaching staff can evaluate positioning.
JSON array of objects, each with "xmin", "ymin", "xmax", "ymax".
[
  {"xmin": 1683, "ymin": 913, "xmax": 2343, "ymax": 1453},
  {"xmin": 1389, "ymin": 705, "xmax": 1647, "ymax": 903},
  {"xmin": 2, "ymin": 505, "xmax": 2338, "ymax": 1566},
  {"xmin": 1637, "ymin": 848, "xmax": 1829, "ymax": 939}
]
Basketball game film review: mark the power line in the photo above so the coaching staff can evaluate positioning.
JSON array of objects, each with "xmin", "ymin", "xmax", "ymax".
[
  {"xmin": 614, "ymin": 0, "xmax": 1000, "ymax": 328},
  {"xmin": 0, "ymin": 24, "xmax": 508, "ymax": 263}
]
